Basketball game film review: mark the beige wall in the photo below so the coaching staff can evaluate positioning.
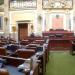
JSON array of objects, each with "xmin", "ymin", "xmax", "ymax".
[
  {"xmin": 10, "ymin": 12, "xmax": 35, "ymax": 25},
  {"xmin": 9, "ymin": 11, "xmax": 36, "ymax": 34},
  {"xmin": 0, "ymin": 0, "xmax": 75, "ymax": 40}
]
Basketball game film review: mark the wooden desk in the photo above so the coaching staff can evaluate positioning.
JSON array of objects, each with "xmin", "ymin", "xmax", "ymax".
[
  {"xmin": 35, "ymin": 51, "xmax": 46, "ymax": 75},
  {"xmin": 43, "ymin": 30, "xmax": 75, "ymax": 50},
  {"xmin": 49, "ymin": 37, "xmax": 74, "ymax": 50},
  {"xmin": 0, "ymin": 56, "xmax": 39, "ymax": 75},
  {"xmin": 70, "ymin": 41, "xmax": 75, "ymax": 55},
  {"xmin": 43, "ymin": 30, "xmax": 74, "ymax": 37}
]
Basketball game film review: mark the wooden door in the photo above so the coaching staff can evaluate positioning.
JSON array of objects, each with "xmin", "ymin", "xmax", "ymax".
[{"xmin": 18, "ymin": 23, "xmax": 28, "ymax": 41}]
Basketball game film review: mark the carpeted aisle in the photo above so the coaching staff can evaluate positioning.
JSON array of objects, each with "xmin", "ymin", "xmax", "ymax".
[{"xmin": 46, "ymin": 52, "xmax": 75, "ymax": 75}]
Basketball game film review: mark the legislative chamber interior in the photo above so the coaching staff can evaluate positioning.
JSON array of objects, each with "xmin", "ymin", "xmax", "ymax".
[{"xmin": 0, "ymin": 0, "xmax": 75, "ymax": 75}]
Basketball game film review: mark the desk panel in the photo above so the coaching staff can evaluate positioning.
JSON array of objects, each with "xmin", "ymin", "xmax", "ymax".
[{"xmin": 49, "ymin": 39, "xmax": 72, "ymax": 50}]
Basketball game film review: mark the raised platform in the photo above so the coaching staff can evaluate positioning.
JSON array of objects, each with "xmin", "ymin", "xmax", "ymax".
[{"xmin": 43, "ymin": 29, "xmax": 75, "ymax": 51}]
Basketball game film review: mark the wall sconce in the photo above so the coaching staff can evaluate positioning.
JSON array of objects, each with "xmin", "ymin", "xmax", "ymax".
[
  {"xmin": 56, "ymin": 14, "xmax": 60, "ymax": 18},
  {"xmin": 4, "ymin": 17, "xmax": 8, "ymax": 21},
  {"xmin": 31, "ymin": 25, "xmax": 33, "ymax": 30},
  {"xmin": 37, "ymin": 15, "xmax": 42, "ymax": 24},
  {"xmin": 73, "ymin": 16, "xmax": 75, "ymax": 21},
  {"xmin": 31, "ymin": 25, "xmax": 34, "ymax": 33},
  {"xmin": 12, "ymin": 26, "xmax": 16, "ymax": 32},
  {"xmin": 4, "ymin": 17, "xmax": 8, "ymax": 25}
]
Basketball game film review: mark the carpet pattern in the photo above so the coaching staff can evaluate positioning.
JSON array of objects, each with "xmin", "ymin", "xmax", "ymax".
[{"xmin": 46, "ymin": 52, "xmax": 75, "ymax": 75}]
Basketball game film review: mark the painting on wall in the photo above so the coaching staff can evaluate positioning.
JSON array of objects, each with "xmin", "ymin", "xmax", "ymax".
[
  {"xmin": 51, "ymin": 14, "xmax": 64, "ymax": 29},
  {"xmin": 49, "ymin": 12, "xmax": 66, "ymax": 29}
]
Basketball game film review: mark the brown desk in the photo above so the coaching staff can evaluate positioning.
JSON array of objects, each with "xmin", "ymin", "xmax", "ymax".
[
  {"xmin": 0, "ymin": 55, "xmax": 39, "ymax": 75},
  {"xmin": 43, "ymin": 30, "xmax": 74, "ymax": 37},
  {"xmin": 49, "ymin": 37, "xmax": 74, "ymax": 50},
  {"xmin": 70, "ymin": 41, "xmax": 75, "ymax": 55}
]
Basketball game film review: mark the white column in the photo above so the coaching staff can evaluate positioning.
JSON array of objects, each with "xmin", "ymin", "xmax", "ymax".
[
  {"xmin": 4, "ymin": 0, "xmax": 9, "ymax": 36},
  {"xmin": 42, "ymin": 13, "xmax": 46, "ymax": 31},
  {"xmin": 37, "ymin": 13, "xmax": 42, "ymax": 35},
  {"xmin": 34, "ymin": 12, "xmax": 37, "ymax": 34},
  {"xmin": 63, "ymin": 14, "xmax": 66, "ymax": 30},
  {"xmin": 65, "ymin": 10, "xmax": 73, "ymax": 31},
  {"xmin": 36, "ymin": 0, "xmax": 42, "ymax": 35},
  {"xmin": 70, "ymin": 11, "xmax": 73, "ymax": 31}
]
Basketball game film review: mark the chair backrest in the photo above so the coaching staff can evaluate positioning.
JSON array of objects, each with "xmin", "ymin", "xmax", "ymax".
[
  {"xmin": 20, "ymin": 40, "xmax": 29, "ymax": 45},
  {"xmin": 0, "ymin": 47, "xmax": 7, "ymax": 56},
  {"xmin": 0, "ymin": 69, "xmax": 9, "ymax": 75},
  {"xmin": 16, "ymin": 49, "xmax": 35, "ymax": 58}
]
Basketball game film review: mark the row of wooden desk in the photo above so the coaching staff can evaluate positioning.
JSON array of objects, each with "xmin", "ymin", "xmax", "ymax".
[
  {"xmin": 42, "ymin": 29, "xmax": 75, "ymax": 51},
  {"xmin": 0, "ymin": 38, "xmax": 50, "ymax": 75},
  {"xmin": 49, "ymin": 37, "xmax": 75, "ymax": 50},
  {"xmin": 42, "ymin": 29, "xmax": 74, "ymax": 37}
]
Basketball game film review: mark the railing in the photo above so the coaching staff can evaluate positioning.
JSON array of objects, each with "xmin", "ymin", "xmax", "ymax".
[{"xmin": 10, "ymin": 0, "xmax": 37, "ymax": 10}]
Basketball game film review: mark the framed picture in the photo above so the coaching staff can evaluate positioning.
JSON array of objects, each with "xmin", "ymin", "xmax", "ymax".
[{"xmin": 42, "ymin": 0, "xmax": 73, "ymax": 9}]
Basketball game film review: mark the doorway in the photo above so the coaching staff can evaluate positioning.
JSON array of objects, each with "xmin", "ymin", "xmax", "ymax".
[{"xmin": 18, "ymin": 23, "xmax": 28, "ymax": 41}]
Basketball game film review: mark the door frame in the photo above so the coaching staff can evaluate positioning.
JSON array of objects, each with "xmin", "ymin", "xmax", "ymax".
[{"xmin": 16, "ymin": 20, "xmax": 32, "ymax": 42}]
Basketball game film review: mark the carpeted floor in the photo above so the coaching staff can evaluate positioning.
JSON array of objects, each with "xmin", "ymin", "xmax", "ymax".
[
  {"xmin": 46, "ymin": 51, "xmax": 75, "ymax": 75},
  {"xmin": 6, "ymin": 65, "xmax": 25, "ymax": 75}
]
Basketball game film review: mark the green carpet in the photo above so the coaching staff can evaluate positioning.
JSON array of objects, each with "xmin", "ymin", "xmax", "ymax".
[{"xmin": 46, "ymin": 52, "xmax": 75, "ymax": 75}]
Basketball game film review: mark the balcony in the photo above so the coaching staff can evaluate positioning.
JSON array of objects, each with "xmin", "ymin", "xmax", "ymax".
[
  {"xmin": 43, "ymin": 0, "xmax": 73, "ymax": 9},
  {"xmin": 10, "ymin": 0, "xmax": 37, "ymax": 10}
]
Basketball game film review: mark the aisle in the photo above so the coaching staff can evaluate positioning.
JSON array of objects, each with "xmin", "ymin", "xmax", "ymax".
[{"xmin": 46, "ymin": 52, "xmax": 75, "ymax": 75}]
